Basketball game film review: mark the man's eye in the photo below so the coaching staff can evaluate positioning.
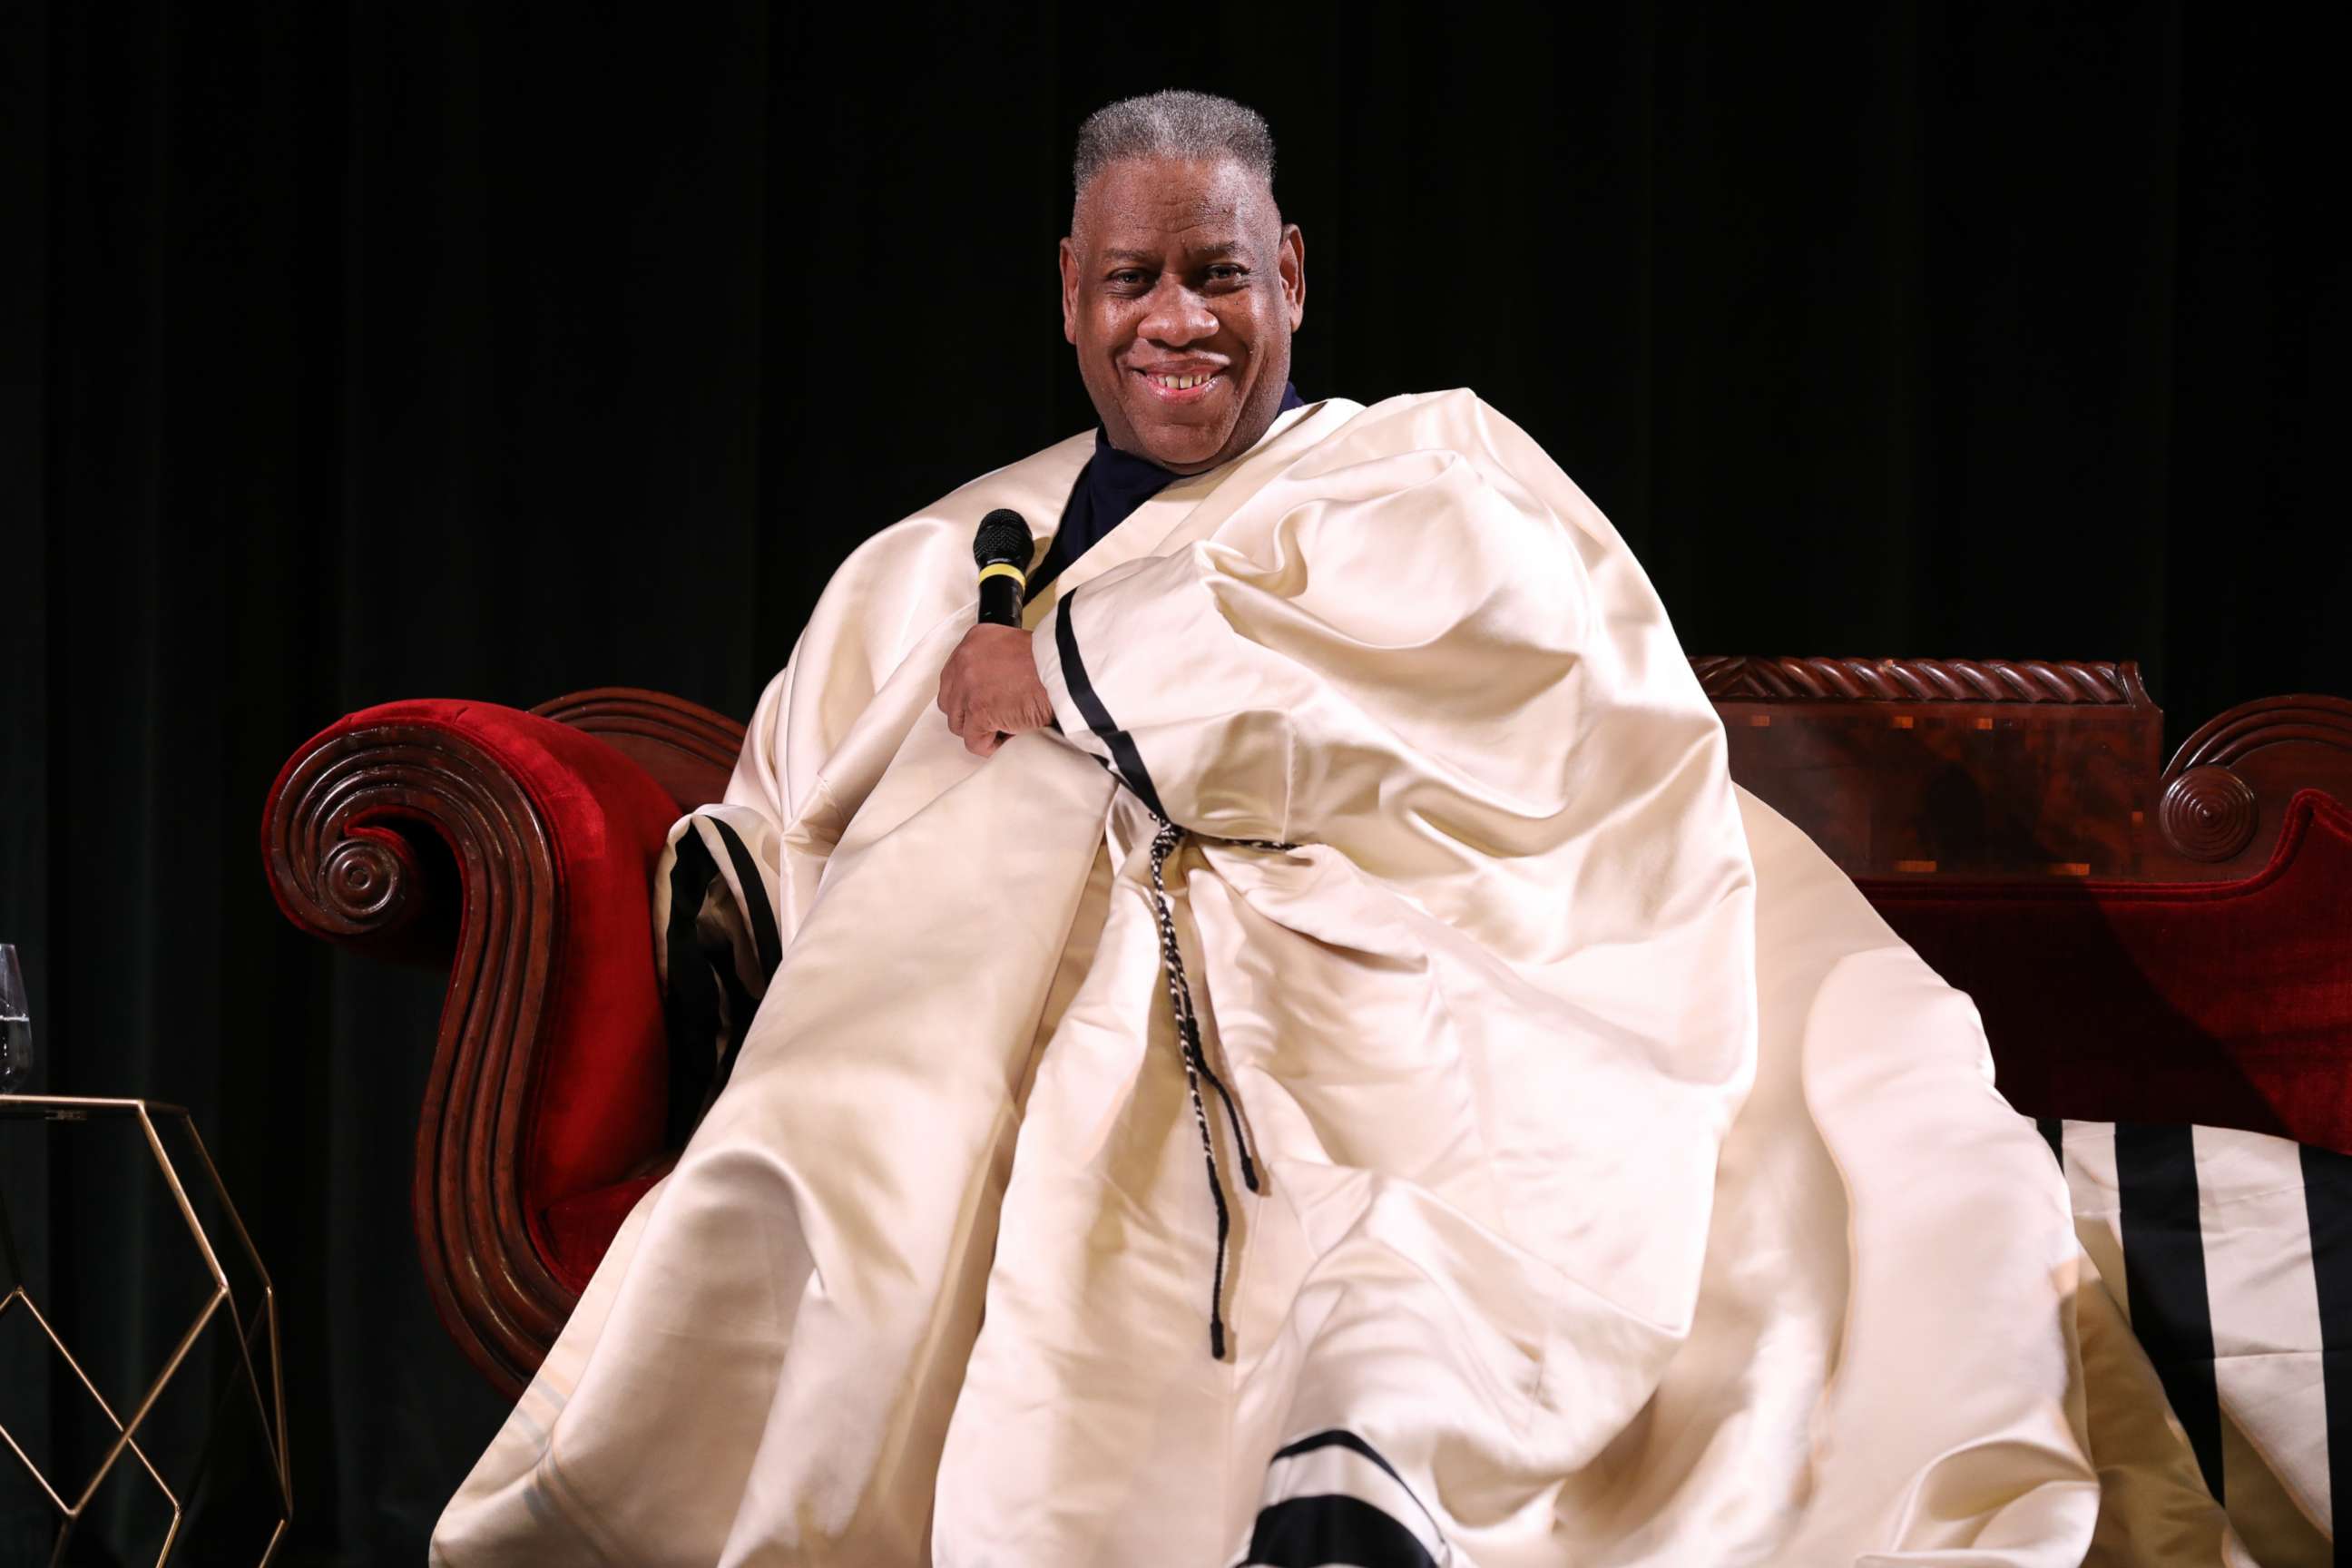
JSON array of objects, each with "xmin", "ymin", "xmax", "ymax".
[
  {"xmin": 1207, "ymin": 264, "xmax": 1247, "ymax": 283},
  {"xmin": 1108, "ymin": 270, "xmax": 1147, "ymax": 287}
]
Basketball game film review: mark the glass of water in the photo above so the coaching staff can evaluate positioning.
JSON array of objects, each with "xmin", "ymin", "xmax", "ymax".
[{"xmin": 0, "ymin": 946, "xmax": 29, "ymax": 1093}]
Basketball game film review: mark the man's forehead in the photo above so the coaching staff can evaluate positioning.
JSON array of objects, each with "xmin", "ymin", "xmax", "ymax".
[{"xmin": 1073, "ymin": 156, "xmax": 1276, "ymax": 247}]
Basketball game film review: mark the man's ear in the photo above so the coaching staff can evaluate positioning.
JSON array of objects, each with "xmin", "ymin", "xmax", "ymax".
[
  {"xmin": 1058, "ymin": 237, "xmax": 1080, "ymax": 344},
  {"xmin": 1279, "ymin": 224, "xmax": 1306, "ymax": 330}
]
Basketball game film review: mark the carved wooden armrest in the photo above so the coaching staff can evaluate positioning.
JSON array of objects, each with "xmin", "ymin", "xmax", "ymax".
[
  {"xmin": 2159, "ymin": 696, "xmax": 2352, "ymax": 876},
  {"xmin": 260, "ymin": 693, "xmax": 740, "ymax": 1396}
]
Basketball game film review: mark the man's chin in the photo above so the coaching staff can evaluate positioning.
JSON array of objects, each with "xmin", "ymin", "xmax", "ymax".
[{"xmin": 1122, "ymin": 410, "xmax": 1238, "ymax": 473}]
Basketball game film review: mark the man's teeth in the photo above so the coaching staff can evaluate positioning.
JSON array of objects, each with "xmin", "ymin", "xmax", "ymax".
[{"xmin": 1152, "ymin": 373, "xmax": 1213, "ymax": 390}]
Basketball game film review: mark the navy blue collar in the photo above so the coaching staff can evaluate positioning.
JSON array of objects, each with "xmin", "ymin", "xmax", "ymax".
[{"xmin": 1025, "ymin": 383, "xmax": 1307, "ymax": 603}]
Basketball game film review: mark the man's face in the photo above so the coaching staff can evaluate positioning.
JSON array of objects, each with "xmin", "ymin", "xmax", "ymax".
[{"xmin": 1060, "ymin": 156, "xmax": 1306, "ymax": 474}]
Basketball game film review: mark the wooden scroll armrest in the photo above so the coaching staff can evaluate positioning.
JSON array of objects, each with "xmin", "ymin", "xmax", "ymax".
[
  {"xmin": 2155, "ymin": 695, "xmax": 2352, "ymax": 877},
  {"xmin": 260, "ymin": 697, "xmax": 709, "ymax": 1396}
]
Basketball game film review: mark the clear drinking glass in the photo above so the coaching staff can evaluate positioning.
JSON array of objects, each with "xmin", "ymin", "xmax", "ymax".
[{"xmin": 0, "ymin": 946, "xmax": 30, "ymax": 1093}]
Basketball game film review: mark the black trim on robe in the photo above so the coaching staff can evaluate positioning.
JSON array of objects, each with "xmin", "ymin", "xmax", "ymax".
[
  {"xmin": 1244, "ymin": 1430, "xmax": 1446, "ymax": 1567},
  {"xmin": 661, "ymin": 832, "xmax": 729, "ymax": 1147},
  {"xmin": 709, "ymin": 818, "xmax": 783, "ymax": 979},
  {"xmin": 1270, "ymin": 1432, "xmax": 1423, "ymax": 1508},
  {"xmin": 2037, "ymin": 1116, "xmax": 2063, "ymax": 1165},
  {"xmin": 1269, "ymin": 1431, "xmax": 1446, "ymax": 1546},
  {"xmin": 2301, "ymin": 1142, "xmax": 2352, "ymax": 1546},
  {"xmin": 1244, "ymin": 1496, "xmax": 1437, "ymax": 1568},
  {"xmin": 1052, "ymin": 583, "xmax": 1170, "ymax": 822},
  {"xmin": 2115, "ymin": 1122, "xmax": 2225, "ymax": 1500},
  {"xmin": 660, "ymin": 823, "xmax": 782, "ymax": 1139}
]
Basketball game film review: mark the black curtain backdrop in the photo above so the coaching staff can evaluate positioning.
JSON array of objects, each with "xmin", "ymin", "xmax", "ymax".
[{"xmin": 4, "ymin": 3, "xmax": 2346, "ymax": 1563}]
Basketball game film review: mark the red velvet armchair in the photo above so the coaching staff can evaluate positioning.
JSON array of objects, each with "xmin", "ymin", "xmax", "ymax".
[{"xmin": 260, "ymin": 662, "xmax": 2352, "ymax": 1397}]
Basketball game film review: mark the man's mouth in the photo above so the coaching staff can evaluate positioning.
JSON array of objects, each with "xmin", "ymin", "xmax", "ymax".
[{"xmin": 1133, "ymin": 366, "xmax": 1226, "ymax": 403}]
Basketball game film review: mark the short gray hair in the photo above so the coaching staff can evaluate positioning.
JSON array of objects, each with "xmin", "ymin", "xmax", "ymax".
[{"xmin": 1072, "ymin": 90, "xmax": 1276, "ymax": 209}]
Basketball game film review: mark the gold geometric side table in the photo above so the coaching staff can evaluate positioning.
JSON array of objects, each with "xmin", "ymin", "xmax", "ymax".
[{"xmin": 0, "ymin": 1096, "xmax": 290, "ymax": 1565}]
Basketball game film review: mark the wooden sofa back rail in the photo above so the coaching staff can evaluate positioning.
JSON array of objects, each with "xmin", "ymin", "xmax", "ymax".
[
  {"xmin": 259, "ymin": 660, "xmax": 2352, "ymax": 1394},
  {"xmin": 1696, "ymin": 657, "xmax": 2352, "ymax": 882}
]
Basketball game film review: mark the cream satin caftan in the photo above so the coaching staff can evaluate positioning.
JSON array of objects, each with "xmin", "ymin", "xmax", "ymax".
[{"xmin": 432, "ymin": 393, "xmax": 2237, "ymax": 1566}]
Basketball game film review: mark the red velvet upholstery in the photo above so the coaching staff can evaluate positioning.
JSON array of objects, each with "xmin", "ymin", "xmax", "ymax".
[
  {"xmin": 267, "ymin": 700, "xmax": 682, "ymax": 1292},
  {"xmin": 1869, "ymin": 790, "xmax": 2352, "ymax": 1153},
  {"xmin": 544, "ymin": 1171, "xmax": 668, "ymax": 1280},
  {"xmin": 437, "ymin": 703, "xmax": 680, "ymax": 1291}
]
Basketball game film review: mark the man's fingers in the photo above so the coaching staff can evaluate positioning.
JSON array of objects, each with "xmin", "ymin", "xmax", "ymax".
[
  {"xmin": 936, "ymin": 622, "xmax": 1049, "ymax": 755},
  {"xmin": 968, "ymin": 704, "xmax": 1047, "ymax": 742}
]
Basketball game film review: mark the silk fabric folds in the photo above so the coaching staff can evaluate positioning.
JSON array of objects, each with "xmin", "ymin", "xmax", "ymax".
[{"xmin": 432, "ymin": 394, "xmax": 2229, "ymax": 1565}]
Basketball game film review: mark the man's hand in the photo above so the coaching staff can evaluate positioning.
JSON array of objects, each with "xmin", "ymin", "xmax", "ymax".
[{"xmin": 937, "ymin": 623, "xmax": 1055, "ymax": 756}]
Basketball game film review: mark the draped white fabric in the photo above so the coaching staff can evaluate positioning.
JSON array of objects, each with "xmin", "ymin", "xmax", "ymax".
[{"xmin": 433, "ymin": 394, "xmax": 2146, "ymax": 1566}]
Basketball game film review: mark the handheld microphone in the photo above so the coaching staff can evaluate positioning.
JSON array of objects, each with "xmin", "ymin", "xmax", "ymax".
[{"xmin": 973, "ymin": 509, "xmax": 1032, "ymax": 627}]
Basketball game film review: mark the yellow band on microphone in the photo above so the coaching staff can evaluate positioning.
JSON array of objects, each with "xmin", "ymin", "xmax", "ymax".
[{"xmin": 977, "ymin": 563, "xmax": 1027, "ymax": 588}]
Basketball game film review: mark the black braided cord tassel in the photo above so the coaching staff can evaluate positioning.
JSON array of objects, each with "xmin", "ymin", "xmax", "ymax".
[{"xmin": 1144, "ymin": 818, "xmax": 1293, "ymax": 1358}]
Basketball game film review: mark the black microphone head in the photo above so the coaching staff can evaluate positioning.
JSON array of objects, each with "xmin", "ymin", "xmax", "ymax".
[{"xmin": 974, "ymin": 510, "xmax": 1032, "ymax": 569}]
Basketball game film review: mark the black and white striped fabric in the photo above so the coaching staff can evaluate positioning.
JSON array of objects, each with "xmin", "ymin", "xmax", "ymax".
[
  {"xmin": 652, "ymin": 807, "xmax": 784, "ymax": 1147},
  {"xmin": 2045, "ymin": 1119, "xmax": 2346, "ymax": 1562},
  {"xmin": 1239, "ymin": 1431, "xmax": 1451, "ymax": 1567}
]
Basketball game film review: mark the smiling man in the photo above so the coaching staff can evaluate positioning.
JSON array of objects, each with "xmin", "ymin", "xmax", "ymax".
[
  {"xmin": 433, "ymin": 93, "xmax": 2116, "ymax": 1568},
  {"xmin": 1064, "ymin": 105, "xmax": 1302, "ymax": 474},
  {"xmin": 936, "ymin": 96, "xmax": 1308, "ymax": 758}
]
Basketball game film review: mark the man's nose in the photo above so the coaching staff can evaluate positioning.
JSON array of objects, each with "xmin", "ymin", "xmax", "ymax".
[{"xmin": 1137, "ymin": 277, "xmax": 1217, "ymax": 346}]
